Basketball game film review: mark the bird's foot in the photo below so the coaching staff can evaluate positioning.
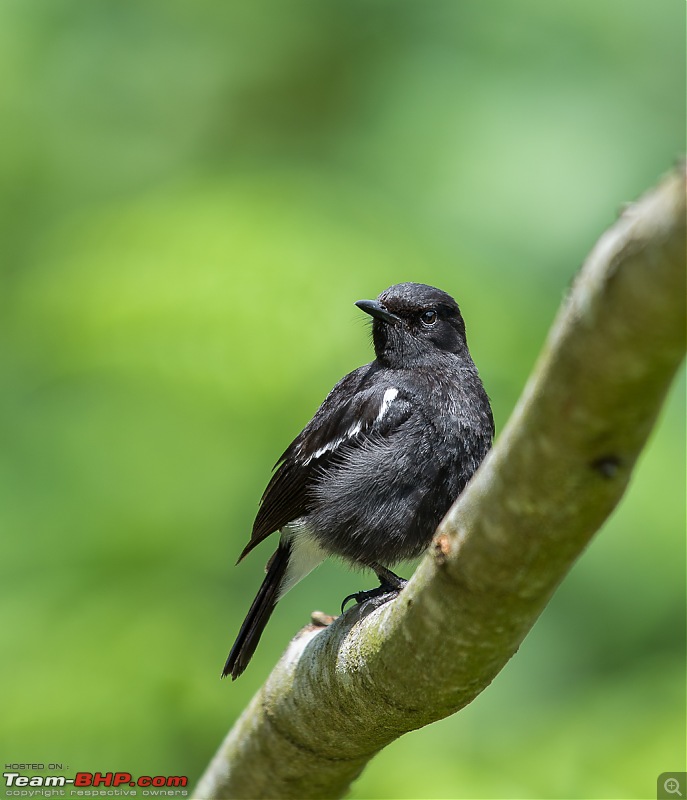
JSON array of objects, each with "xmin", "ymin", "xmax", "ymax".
[{"xmin": 340, "ymin": 576, "xmax": 408, "ymax": 614}]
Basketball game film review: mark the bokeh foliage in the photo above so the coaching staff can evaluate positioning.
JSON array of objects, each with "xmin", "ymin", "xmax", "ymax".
[{"xmin": 0, "ymin": 2, "xmax": 684, "ymax": 798}]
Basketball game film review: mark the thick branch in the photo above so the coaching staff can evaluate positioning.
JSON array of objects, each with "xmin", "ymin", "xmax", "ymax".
[{"xmin": 195, "ymin": 165, "xmax": 686, "ymax": 800}]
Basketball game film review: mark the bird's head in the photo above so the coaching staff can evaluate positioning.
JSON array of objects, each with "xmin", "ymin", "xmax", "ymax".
[{"xmin": 356, "ymin": 283, "xmax": 470, "ymax": 368}]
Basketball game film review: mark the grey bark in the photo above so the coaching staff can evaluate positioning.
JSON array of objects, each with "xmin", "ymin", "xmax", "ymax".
[{"xmin": 195, "ymin": 165, "xmax": 686, "ymax": 800}]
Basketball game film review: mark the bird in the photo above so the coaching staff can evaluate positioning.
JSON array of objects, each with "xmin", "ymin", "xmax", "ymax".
[{"xmin": 222, "ymin": 282, "xmax": 494, "ymax": 679}]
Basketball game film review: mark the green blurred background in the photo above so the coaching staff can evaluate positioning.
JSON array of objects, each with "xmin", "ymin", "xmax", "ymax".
[{"xmin": 1, "ymin": 2, "xmax": 684, "ymax": 798}]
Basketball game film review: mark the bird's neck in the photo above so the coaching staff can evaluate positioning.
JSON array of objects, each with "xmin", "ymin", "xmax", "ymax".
[{"xmin": 376, "ymin": 347, "xmax": 475, "ymax": 372}]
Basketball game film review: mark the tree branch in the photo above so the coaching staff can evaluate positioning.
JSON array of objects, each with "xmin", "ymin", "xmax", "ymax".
[{"xmin": 195, "ymin": 165, "xmax": 686, "ymax": 800}]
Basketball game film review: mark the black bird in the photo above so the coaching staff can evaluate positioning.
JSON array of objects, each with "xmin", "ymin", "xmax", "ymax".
[{"xmin": 222, "ymin": 282, "xmax": 494, "ymax": 679}]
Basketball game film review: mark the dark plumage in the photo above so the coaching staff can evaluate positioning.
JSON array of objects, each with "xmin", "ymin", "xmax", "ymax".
[{"xmin": 222, "ymin": 283, "xmax": 494, "ymax": 679}]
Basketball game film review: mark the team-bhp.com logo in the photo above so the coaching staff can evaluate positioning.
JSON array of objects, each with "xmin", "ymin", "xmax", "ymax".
[{"xmin": 3, "ymin": 771, "xmax": 188, "ymax": 797}]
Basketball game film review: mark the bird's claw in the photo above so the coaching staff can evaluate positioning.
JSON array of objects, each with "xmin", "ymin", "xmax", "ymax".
[
  {"xmin": 340, "ymin": 580, "xmax": 407, "ymax": 614},
  {"xmin": 341, "ymin": 590, "xmax": 366, "ymax": 613}
]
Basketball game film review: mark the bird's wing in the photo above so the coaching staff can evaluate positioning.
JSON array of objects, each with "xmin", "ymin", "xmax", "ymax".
[{"xmin": 237, "ymin": 366, "xmax": 413, "ymax": 562}]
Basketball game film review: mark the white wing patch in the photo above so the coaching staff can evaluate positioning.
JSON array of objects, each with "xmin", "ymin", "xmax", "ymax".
[
  {"xmin": 303, "ymin": 421, "xmax": 363, "ymax": 465},
  {"xmin": 301, "ymin": 388, "xmax": 398, "ymax": 465},
  {"xmin": 377, "ymin": 388, "xmax": 398, "ymax": 421}
]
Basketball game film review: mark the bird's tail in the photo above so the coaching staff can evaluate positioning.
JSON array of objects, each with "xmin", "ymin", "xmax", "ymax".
[{"xmin": 221, "ymin": 542, "xmax": 290, "ymax": 680}]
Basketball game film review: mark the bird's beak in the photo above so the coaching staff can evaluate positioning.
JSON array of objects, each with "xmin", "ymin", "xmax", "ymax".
[{"xmin": 355, "ymin": 299, "xmax": 401, "ymax": 325}]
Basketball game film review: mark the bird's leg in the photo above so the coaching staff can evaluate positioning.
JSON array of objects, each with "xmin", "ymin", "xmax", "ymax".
[
  {"xmin": 371, "ymin": 563, "xmax": 408, "ymax": 591},
  {"xmin": 341, "ymin": 563, "xmax": 408, "ymax": 613}
]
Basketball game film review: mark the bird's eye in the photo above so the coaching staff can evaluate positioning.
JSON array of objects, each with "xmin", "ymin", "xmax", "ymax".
[{"xmin": 421, "ymin": 309, "xmax": 438, "ymax": 327}]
